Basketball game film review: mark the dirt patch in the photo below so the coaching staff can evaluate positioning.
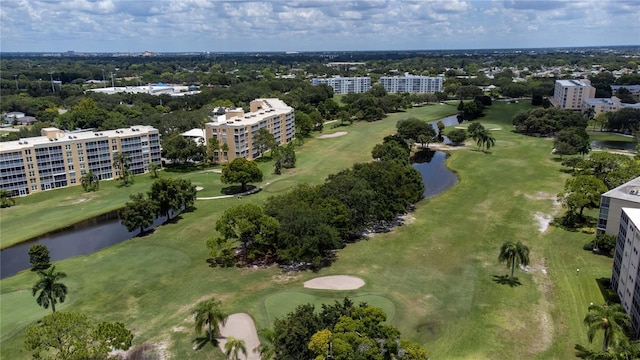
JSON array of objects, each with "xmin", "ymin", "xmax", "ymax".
[
  {"xmin": 304, "ymin": 275, "xmax": 365, "ymax": 290},
  {"xmin": 400, "ymin": 214, "xmax": 416, "ymax": 225},
  {"xmin": 218, "ymin": 313, "xmax": 260, "ymax": 360},
  {"xmin": 528, "ymin": 257, "xmax": 554, "ymax": 355},
  {"xmin": 533, "ymin": 212, "xmax": 553, "ymax": 233},
  {"xmin": 317, "ymin": 131, "xmax": 347, "ymax": 139}
]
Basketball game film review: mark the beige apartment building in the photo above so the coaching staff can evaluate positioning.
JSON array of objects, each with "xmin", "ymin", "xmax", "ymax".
[
  {"xmin": 204, "ymin": 99, "xmax": 295, "ymax": 162},
  {"xmin": 0, "ymin": 126, "xmax": 161, "ymax": 196},
  {"xmin": 550, "ymin": 79, "xmax": 596, "ymax": 110}
]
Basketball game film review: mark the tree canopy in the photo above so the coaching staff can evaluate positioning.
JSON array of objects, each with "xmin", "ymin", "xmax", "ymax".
[{"xmin": 221, "ymin": 158, "xmax": 263, "ymax": 192}]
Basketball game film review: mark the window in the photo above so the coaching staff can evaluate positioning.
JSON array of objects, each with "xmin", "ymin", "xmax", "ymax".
[
  {"xmin": 68, "ymin": 165, "xmax": 74, "ymax": 171},
  {"xmin": 67, "ymin": 158, "xmax": 73, "ymax": 163},
  {"xmin": 66, "ymin": 151, "xmax": 72, "ymax": 157},
  {"xmin": 25, "ymin": 149, "xmax": 31, "ymax": 155},
  {"xmin": 65, "ymin": 144, "xmax": 71, "ymax": 150},
  {"xmin": 31, "ymin": 185, "xmax": 37, "ymax": 191},
  {"xmin": 80, "ymin": 163, "xmax": 85, "ymax": 169},
  {"xmin": 70, "ymin": 178, "xmax": 76, "ymax": 184},
  {"xmin": 79, "ymin": 157, "xmax": 84, "ymax": 162},
  {"xmin": 112, "ymin": 146, "xmax": 118, "ymax": 151},
  {"xmin": 112, "ymin": 139, "xmax": 117, "ymax": 144},
  {"xmin": 77, "ymin": 143, "xmax": 82, "ymax": 149},
  {"xmin": 78, "ymin": 150, "xmax": 84, "ymax": 155},
  {"xmin": 28, "ymin": 171, "xmax": 35, "ymax": 176},
  {"xmin": 30, "ymin": 178, "xmax": 36, "ymax": 184},
  {"xmin": 27, "ymin": 164, "xmax": 33, "ymax": 169},
  {"xmin": 26, "ymin": 156, "xmax": 32, "ymax": 162}
]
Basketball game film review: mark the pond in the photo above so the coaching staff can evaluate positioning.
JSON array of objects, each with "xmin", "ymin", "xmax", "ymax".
[
  {"xmin": 0, "ymin": 210, "xmax": 170, "ymax": 279},
  {"xmin": 591, "ymin": 140, "xmax": 636, "ymax": 151},
  {"xmin": 428, "ymin": 114, "xmax": 460, "ymax": 145},
  {"xmin": 412, "ymin": 150, "xmax": 459, "ymax": 198}
]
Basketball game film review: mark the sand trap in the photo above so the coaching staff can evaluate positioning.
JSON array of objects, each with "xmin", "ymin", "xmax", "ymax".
[
  {"xmin": 218, "ymin": 313, "xmax": 260, "ymax": 360},
  {"xmin": 318, "ymin": 131, "xmax": 347, "ymax": 139},
  {"xmin": 304, "ymin": 275, "xmax": 365, "ymax": 290},
  {"xmin": 195, "ymin": 186, "xmax": 204, "ymax": 191}
]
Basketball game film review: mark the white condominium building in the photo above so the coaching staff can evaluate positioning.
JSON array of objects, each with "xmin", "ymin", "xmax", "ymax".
[
  {"xmin": 597, "ymin": 176, "xmax": 640, "ymax": 236},
  {"xmin": 311, "ymin": 77, "xmax": 371, "ymax": 94},
  {"xmin": 0, "ymin": 126, "xmax": 161, "ymax": 196},
  {"xmin": 612, "ymin": 207, "xmax": 640, "ymax": 337},
  {"xmin": 550, "ymin": 79, "xmax": 596, "ymax": 110},
  {"xmin": 204, "ymin": 99, "xmax": 295, "ymax": 162},
  {"xmin": 379, "ymin": 73, "xmax": 443, "ymax": 93}
]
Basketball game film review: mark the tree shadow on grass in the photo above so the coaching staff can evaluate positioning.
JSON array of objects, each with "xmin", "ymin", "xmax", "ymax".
[
  {"xmin": 221, "ymin": 184, "xmax": 257, "ymax": 195},
  {"xmin": 192, "ymin": 336, "xmax": 220, "ymax": 351},
  {"xmin": 493, "ymin": 275, "xmax": 522, "ymax": 287}
]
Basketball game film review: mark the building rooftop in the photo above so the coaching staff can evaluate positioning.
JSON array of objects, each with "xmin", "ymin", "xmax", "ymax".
[
  {"xmin": 584, "ymin": 97, "xmax": 621, "ymax": 106},
  {"xmin": 557, "ymin": 79, "xmax": 591, "ymax": 87},
  {"xmin": 206, "ymin": 98, "xmax": 293, "ymax": 128},
  {"xmin": 603, "ymin": 176, "xmax": 640, "ymax": 202},
  {"xmin": 0, "ymin": 125, "xmax": 157, "ymax": 152},
  {"xmin": 622, "ymin": 207, "xmax": 640, "ymax": 227}
]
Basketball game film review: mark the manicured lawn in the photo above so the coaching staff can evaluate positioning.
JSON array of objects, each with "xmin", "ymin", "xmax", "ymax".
[{"xmin": 0, "ymin": 102, "xmax": 613, "ymax": 359}]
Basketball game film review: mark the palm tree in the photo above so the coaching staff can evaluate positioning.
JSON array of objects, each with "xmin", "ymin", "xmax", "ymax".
[
  {"xmin": 149, "ymin": 162, "xmax": 160, "ymax": 178},
  {"xmin": 192, "ymin": 297, "xmax": 227, "ymax": 344},
  {"xmin": 0, "ymin": 189, "xmax": 16, "ymax": 208},
  {"xmin": 476, "ymin": 128, "xmax": 496, "ymax": 152},
  {"xmin": 584, "ymin": 303, "xmax": 632, "ymax": 353},
  {"xmin": 81, "ymin": 171, "xmax": 99, "ymax": 192},
  {"xmin": 221, "ymin": 143, "xmax": 229, "ymax": 163},
  {"xmin": 224, "ymin": 336, "xmax": 247, "ymax": 360},
  {"xmin": 113, "ymin": 152, "xmax": 131, "ymax": 184},
  {"xmin": 498, "ymin": 241, "xmax": 530, "ymax": 285},
  {"xmin": 253, "ymin": 328, "xmax": 276, "ymax": 360},
  {"xmin": 32, "ymin": 266, "xmax": 68, "ymax": 312}
]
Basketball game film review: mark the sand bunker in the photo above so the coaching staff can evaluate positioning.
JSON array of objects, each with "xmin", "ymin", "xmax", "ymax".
[
  {"xmin": 195, "ymin": 186, "xmax": 204, "ymax": 191},
  {"xmin": 318, "ymin": 131, "xmax": 347, "ymax": 139},
  {"xmin": 218, "ymin": 313, "xmax": 260, "ymax": 360},
  {"xmin": 304, "ymin": 275, "xmax": 365, "ymax": 290}
]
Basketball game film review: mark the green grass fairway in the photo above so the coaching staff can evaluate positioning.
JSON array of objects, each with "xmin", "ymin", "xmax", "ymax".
[{"xmin": 0, "ymin": 101, "xmax": 615, "ymax": 359}]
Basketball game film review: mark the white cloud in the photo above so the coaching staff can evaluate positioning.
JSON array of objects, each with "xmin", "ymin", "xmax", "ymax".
[{"xmin": 0, "ymin": 0, "xmax": 638, "ymax": 52}]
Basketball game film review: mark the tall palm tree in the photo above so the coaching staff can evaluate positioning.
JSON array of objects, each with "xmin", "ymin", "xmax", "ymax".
[
  {"xmin": 253, "ymin": 328, "xmax": 276, "ymax": 360},
  {"xmin": 498, "ymin": 241, "xmax": 530, "ymax": 285},
  {"xmin": 192, "ymin": 297, "xmax": 227, "ymax": 344},
  {"xmin": 224, "ymin": 336, "xmax": 247, "ymax": 360},
  {"xmin": 584, "ymin": 303, "xmax": 632, "ymax": 353},
  {"xmin": 32, "ymin": 266, "xmax": 68, "ymax": 312},
  {"xmin": 113, "ymin": 151, "xmax": 131, "ymax": 184},
  {"xmin": 476, "ymin": 128, "xmax": 496, "ymax": 152}
]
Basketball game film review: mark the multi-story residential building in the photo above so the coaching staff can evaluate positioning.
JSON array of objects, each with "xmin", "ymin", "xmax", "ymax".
[
  {"xmin": 379, "ymin": 73, "xmax": 443, "ymax": 93},
  {"xmin": 611, "ymin": 207, "xmax": 640, "ymax": 337},
  {"xmin": 597, "ymin": 176, "xmax": 640, "ymax": 236},
  {"xmin": 583, "ymin": 96, "xmax": 640, "ymax": 116},
  {"xmin": 204, "ymin": 99, "xmax": 295, "ymax": 162},
  {"xmin": 0, "ymin": 126, "xmax": 161, "ymax": 196},
  {"xmin": 549, "ymin": 79, "xmax": 596, "ymax": 110},
  {"xmin": 311, "ymin": 77, "xmax": 371, "ymax": 94}
]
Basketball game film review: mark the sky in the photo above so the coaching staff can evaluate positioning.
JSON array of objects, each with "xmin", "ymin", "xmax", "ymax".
[{"xmin": 1, "ymin": 0, "xmax": 639, "ymax": 53}]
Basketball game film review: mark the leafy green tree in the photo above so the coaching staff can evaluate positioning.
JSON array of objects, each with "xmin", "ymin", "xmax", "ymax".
[
  {"xmin": 32, "ymin": 266, "xmax": 68, "ymax": 312},
  {"xmin": 221, "ymin": 158, "xmax": 263, "ymax": 192},
  {"xmin": 148, "ymin": 178, "xmax": 197, "ymax": 221},
  {"xmin": 120, "ymin": 193, "xmax": 160, "ymax": 235},
  {"xmin": 554, "ymin": 128, "xmax": 590, "ymax": 157},
  {"xmin": 28, "ymin": 244, "xmax": 51, "ymax": 272},
  {"xmin": 371, "ymin": 141, "xmax": 410, "ymax": 164},
  {"xmin": 214, "ymin": 203, "xmax": 279, "ymax": 263},
  {"xmin": 113, "ymin": 151, "xmax": 132, "ymax": 185},
  {"xmin": 24, "ymin": 311, "xmax": 133, "ymax": 360},
  {"xmin": 192, "ymin": 297, "xmax": 227, "ymax": 345},
  {"xmin": 253, "ymin": 328, "xmax": 276, "ymax": 360},
  {"xmin": 584, "ymin": 304, "xmax": 632, "ymax": 353},
  {"xmin": 558, "ymin": 175, "xmax": 608, "ymax": 218},
  {"xmin": 0, "ymin": 189, "xmax": 16, "ymax": 208},
  {"xmin": 80, "ymin": 171, "xmax": 99, "ymax": 192},
  {"xmin": 273, "ymin": 304, "xmax": 321, "ymax": 359},
  {"xmin": 253, "ymin": 128, "xmax": 277, "ymax": 158},
  {"xmin": 224, "ymin": 337, "xmax": 248, "ymax": 360},
  {"xmin": 447, "ymin": 128, "xmax": 468, "ymax": 145},
  {"xmin": 206, "ymin": 137, "xmax": 220, "ymax": 165},
  {"xmin": 396, "ymin": 117, "xmax": 435, "ymax": 142},
  {"xmin": 498, "ymin": 241, "xmax": 530, "ymax": 285}
]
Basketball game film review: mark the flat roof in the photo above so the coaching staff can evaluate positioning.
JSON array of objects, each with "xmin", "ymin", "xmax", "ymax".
[
  {"xmin": 603, "ymin": 176, "xmax": 640, "ymax": 203},
  {"xmin": 622, "ymin": 207, "xmax": 640, "ymax": 228},
  {"xmin": 206, "ymin": 98, "xmax": 293, "ymax": 128},
  {"xmin": 0, "ymin": 125, "xmax": 157, "ymax": 152},
  {"xmin": 584, "ymin": 98, "xmax": 620, "ymax": 105},
  {"xmin": 557, "ymin": 79, "xmax": 589, "ymax": 87}
]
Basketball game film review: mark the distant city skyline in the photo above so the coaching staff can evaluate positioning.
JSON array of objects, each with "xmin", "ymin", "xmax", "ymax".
[{"xmin": 1, "ymin": 0, "xmax": 638, "ymax": 53}]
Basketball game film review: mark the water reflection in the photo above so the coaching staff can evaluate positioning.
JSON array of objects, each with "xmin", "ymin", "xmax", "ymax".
[{"xmin": 411, "ymin": 150, "xmax": 458, "ymax": 198}]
